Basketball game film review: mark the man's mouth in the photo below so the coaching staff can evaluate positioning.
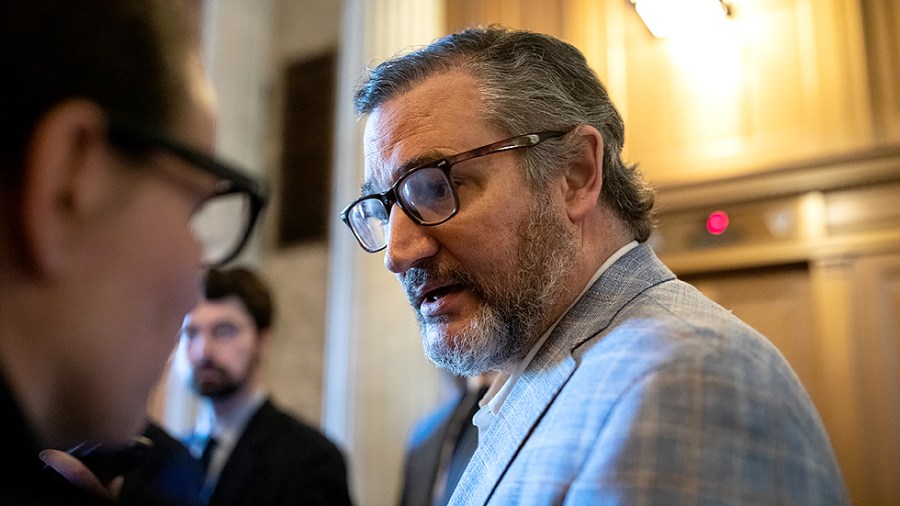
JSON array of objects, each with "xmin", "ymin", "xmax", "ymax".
[
  {"xmin": 196, "ymin": 364, "xmax": 223, "ymax": 379},
  {"xmin": 423, "ymin": 285, "xmax": 459, "ymax": 303},
  {"xmin": 404, "ymin": 265, "xmax": 473, "ymax": 314},
  {"xmin": 416, "ymin": 283, "xmax": 465, "ymax": 313}
]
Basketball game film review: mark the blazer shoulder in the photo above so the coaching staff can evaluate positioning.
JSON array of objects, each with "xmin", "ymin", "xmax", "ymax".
[{"xmin": 244, "ymin": 400, "xmax": 346, "ymax": 459}]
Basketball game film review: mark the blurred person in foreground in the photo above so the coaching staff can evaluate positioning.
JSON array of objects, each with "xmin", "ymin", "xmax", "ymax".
[
  {"xmin": 182, "ymin": 267, "xmax": 352, "ymax": 505},
  {"xmin": 0, "ymin": 1, "xmax": 267, "ymax": 503},
  {"xmin": 341, "ymin": 26, "xmax": 848, "ymax": 505}
]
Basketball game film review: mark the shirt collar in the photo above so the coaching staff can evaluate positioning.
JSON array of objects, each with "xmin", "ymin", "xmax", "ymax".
[{"xmin": 208, "ymin": 388, "xmax": 266, "ymax": 449}]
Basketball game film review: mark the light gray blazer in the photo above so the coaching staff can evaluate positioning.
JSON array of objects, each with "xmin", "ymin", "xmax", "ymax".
[{"xmin": 450, "ymin": 244, "xmax": 848, "ymax": 505}]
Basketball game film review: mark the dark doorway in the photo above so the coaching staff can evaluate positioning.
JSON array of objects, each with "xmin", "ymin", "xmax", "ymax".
[{"xmin": 278, "ymin": 50, "xmax": 336, "ymax": 246}]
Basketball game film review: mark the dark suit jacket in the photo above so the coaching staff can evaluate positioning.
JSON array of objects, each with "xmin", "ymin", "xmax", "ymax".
[
  {"xmin": 399, "ymin": 386, "xmax": 483, "ymax": 506},
  {"xmin": 206, "ymin": 399, "xmax": 352, "ymax": 506},
  {"xmin": 398, "ymin": 391, "xmax": 459, "ymax": 506}
]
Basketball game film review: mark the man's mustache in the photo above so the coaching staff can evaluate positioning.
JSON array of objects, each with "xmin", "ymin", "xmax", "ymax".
[
  {"xmin": 402, "ymin": 262, "xmax": 470, "ymax": 305},
  {"xmin": 194, "ymin": 360, "xmax": 227, "ymax": 376}
]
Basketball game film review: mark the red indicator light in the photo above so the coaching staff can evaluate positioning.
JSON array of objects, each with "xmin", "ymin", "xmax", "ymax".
[{"xmin": 706, "ymin": 210, "xmax": 729, "ymax": 235}]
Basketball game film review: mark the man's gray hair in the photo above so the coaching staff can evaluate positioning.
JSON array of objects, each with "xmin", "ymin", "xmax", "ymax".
[{"xmin": 354, "ymin": 26, "xmax": 655, "ymax": 241}]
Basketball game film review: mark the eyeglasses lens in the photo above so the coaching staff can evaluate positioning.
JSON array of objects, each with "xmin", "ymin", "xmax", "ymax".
[
  {"xmin": 349, "ymin": 198, "xmax": 389, "ymax": 252},
  {"xmin": 398, "ymin": 167, "xmax": 456, "ymax": 224},
  {"xmin": 191, "ymin": 192, "xmax": 252, "ymax": 266},
  {"xmin": 349, "ymin": 168, "xmax": 458, "ymax": 251}
]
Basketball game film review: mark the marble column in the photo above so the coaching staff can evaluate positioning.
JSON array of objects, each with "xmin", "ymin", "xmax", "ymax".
[{"xmin": 324, "ymin": 1, "xmax": 445, "ymax": 503}]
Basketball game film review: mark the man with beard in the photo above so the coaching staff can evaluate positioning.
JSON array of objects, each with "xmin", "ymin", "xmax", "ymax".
[
  {"xmin": 340, "ymin": 27, "xmax": 848, "ymax": 505},
  {"xmin": 182, "ymin": 267, "xmax": 352, "ymax": 505}
]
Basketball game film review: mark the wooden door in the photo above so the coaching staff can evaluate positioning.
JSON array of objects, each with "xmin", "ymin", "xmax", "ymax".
[
  {"xmin": 849, "ymin": 253, "xmax": 900, "ymax": 504},
  {"xmin": 683, "ymin": 257, "xmax": 900, "ymax": 505},
  {"xmin": 682, "ymin": 265, "xmax": 821, "ymax": 408}
]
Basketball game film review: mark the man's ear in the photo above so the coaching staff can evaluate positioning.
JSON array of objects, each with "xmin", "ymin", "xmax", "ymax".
[
  {"xmin": 562, "ymin": 124, "xmax": 604, "ymax": 223},
  {"xmin": 19, "ymin": 99, "xmax": 110, "ymax": 275}
]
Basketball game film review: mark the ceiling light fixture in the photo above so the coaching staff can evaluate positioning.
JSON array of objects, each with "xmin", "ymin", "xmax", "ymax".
[{"xmin": 629, "ymin": 0, "xmax": 733, "ymax": 39}]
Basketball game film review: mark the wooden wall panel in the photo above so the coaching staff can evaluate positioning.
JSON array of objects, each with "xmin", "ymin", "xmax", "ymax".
[
  {"xmin": 861, "ymin": 0, "xmax": 900, "ymax": 143},
  {"xmin": 853, "ymin": 253, "xmax": 900, "ymax": 504},
  {"xmin": 444, "ymin": 0, "xmax": 880, "ymax": 188},
  {"xmin": 809, "ymin": 253, "xmax": 900, "ymax": 506},
  {"xmin": 445, "ymin": 0, "xmax": 566, "ymax": 35},
  {"xmin": 810, "ymin": 258, "xmax": 869, "ymax": 506},
  {"xmin": 611, "ymin": 0, "xmax": 875, "ymax": 186}
]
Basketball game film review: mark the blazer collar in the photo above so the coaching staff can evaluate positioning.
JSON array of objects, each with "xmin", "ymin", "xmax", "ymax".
[{"xmin": 451, "ymin": 243, "xmax": 676, "ymax": 505}]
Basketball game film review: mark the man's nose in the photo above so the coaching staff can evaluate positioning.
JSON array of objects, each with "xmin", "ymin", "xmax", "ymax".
[
  {"xmin": 384, "ymin": 204, "xmax": 439, "ymax": 273},
  {"xmin": 187, "ymin": 333, "xmax": 209, "ymax": 359}
]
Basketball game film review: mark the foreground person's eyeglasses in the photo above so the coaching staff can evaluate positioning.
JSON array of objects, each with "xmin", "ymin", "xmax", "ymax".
[
  {"xmin": 107, "ymin": 116, "xmax": 268, "ymax": 267},
  {"xmin": 341, "ymin": 130, "xmax": 567, "ymax": 253}
]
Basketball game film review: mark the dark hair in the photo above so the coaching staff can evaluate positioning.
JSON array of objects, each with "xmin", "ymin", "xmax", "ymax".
[
  {"xmin": 354, "ymin": 26, "xmax": 656, "ymax": 241},
  {"xmin": 203, "ymin": 267, "xmax": 274, "ymax": 332},
  {"xmin": 0, "ymin": 0, "xmax": 193, "ymax": 187}
]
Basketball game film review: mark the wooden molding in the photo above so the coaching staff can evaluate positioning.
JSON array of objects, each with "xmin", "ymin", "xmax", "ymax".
[{"xmin": 655, "ymin": 144, "xmax": 900, "ymax": 212}]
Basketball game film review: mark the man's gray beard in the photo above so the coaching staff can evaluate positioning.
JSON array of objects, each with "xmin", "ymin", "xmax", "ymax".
[{"xmin": 414, "ymin": 193, "xmax": 577, "ymax": 377}]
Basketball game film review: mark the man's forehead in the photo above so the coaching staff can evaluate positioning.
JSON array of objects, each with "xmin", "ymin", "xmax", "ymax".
[
  {"xmin": 360, "ymin": 82, "xmax": 492, "ymax": 193},
  {"xmin": 360, "ymin": 109, "xmax": 397, "ymax": 191},
  {"xmin": 361, "ymin": 112, "xmax": 448, "ymax": 192},
  {"xmin": 186, "ymin": 297, "xmax": 251, "ymax": 325}
]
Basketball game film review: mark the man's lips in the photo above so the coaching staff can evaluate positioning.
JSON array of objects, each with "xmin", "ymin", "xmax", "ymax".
[
  {"xmin": 196, "ymin": 364, "xmax": 224, "ymax": 379},
  {"xmin": 413, "ymin": 282, "xmax": 465, "ymax": 311}
]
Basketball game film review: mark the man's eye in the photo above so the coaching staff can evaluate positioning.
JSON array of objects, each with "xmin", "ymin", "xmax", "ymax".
[
  {"xmin": 213, "ymin": 324, "xmax": 239, "ymax": 338},
  {"xmin": 426, "ymin": 180, "xmax": 449, "ymax": 199}
]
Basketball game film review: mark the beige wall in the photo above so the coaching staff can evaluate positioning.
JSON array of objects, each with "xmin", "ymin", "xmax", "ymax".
[{"xmin": 258, "ymin": 0, "xmax": 342, "ymax": 426}]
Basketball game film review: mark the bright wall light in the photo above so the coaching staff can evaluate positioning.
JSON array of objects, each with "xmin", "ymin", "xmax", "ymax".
[{"xmin": 630, "ymin": 0, "xmax": 732, "ymax": 39}]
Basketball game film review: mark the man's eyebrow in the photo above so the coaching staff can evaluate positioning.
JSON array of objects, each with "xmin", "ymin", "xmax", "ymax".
[
  {"xmin": 359, "ymin": 153, "xmax": 448, "ymax": 196},
  {"xmin": 360, "ymin": 180, "xmax": 378, "ymax": 196}
]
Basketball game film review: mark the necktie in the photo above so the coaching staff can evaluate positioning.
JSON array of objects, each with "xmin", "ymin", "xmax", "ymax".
[{"xmin": 199, "ymin": 436, "xmax": 217, "ymax": 476}]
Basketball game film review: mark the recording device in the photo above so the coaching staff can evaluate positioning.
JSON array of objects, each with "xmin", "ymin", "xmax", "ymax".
[{"xmin": 49, "ymin": 435, "xmax": 154, "ymax": 485}]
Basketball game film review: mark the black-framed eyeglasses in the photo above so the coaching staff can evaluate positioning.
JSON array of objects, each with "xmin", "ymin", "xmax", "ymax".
[
  {"xmin": 106, "ymin": 115, "xmax": 268, "ymax": 267},
  {"xmin": 340, "ymin": 130, "xmax": 567, "ymax": 253}
]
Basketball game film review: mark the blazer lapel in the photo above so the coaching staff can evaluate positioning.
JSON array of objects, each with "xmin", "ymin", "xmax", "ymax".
[
  {"xmin": 452, "ymin": 351, "xmax": 577, "ymax": 505},
  {"xmin": 207, "ymin": 400, "xmax": 273, "ymax": 505},
  {"xmin": 449, "ymin": 244, "xmax": 675, "ymax": 505}
]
